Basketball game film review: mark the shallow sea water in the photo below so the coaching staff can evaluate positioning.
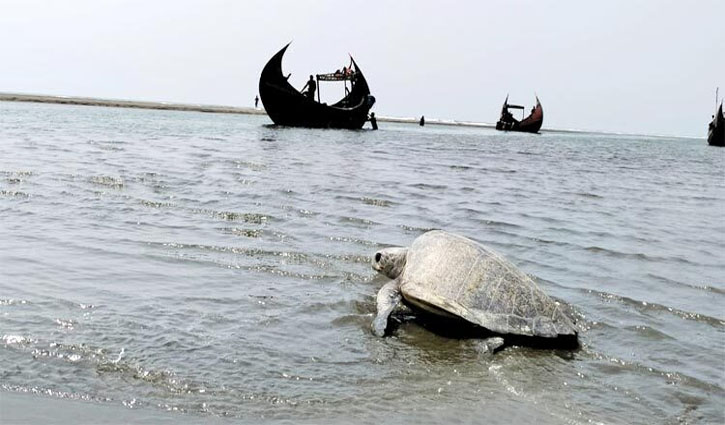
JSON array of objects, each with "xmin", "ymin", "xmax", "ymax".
[{"xmin": 1, "ymin": 101, "xmax": 723, "ymax": 424}]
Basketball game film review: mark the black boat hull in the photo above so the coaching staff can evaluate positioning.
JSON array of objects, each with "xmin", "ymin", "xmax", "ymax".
[
  {"xmin": 707, "ymin": 104, "xmax": 724, "ymax": 146},
  {"xmin": 258, "ymin": 44, "xmax": 375, "ymax": 130}
]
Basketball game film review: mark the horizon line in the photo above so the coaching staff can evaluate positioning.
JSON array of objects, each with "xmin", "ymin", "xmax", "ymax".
[{"xmin": 0, "ymin": 91, "xmax": 702, "ymax": 140}]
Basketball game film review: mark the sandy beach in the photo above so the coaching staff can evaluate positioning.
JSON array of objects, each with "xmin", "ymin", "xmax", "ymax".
[
  {"xmin": 0, "ymin": 92, "xmax": 497, "ymax": 129},
  {"xmin": 0, "ymin": 92, "xmax": 267, "ymax": 116}
]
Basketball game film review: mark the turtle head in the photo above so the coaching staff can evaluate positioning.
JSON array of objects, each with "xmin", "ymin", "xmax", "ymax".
[{"xmin": 372, "ymin": 247, "xmax": 408, "ymax": 279}]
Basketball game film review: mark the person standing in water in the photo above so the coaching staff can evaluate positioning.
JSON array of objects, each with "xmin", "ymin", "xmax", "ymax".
[
  {"xmin": 419, "ymin": 116, "xmax": 425, "ymax": 126},
  {"xmin": 368, "ymin": 112, "xmax": 378, "ymax": 130}
]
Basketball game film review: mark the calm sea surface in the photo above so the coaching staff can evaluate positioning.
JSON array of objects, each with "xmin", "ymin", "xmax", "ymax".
[{"xmin": 1, "ymin": 101, "xmax": 723, "ymax": 424}]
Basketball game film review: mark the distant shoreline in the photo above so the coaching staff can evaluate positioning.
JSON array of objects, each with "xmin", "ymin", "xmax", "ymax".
[
  {"xmin": 0, "ymin": 92, "xmax": 487, "ymax": 128},
  {"xmin": 0, "ymin": 92, "xmax": 697, "ymax": 138},
  {"xmin": 0, "ymin": 92, "xmax": 267, "ymax": 116}
]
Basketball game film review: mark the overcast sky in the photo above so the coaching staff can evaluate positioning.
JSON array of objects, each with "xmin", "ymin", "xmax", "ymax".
[{"xmin": 1, "ymin": 0, "xmax": 723, "ymax": 136}]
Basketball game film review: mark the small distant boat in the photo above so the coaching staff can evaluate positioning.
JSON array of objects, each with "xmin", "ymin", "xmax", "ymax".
[
  {"xmin": 708, "ymin": 89, "xmax": 724, "ymax": 147},
  {"xmin": 258, "ymin": 43, "xmax": 375, "ymax": 129},
  {"xmin": 495, "ymin": 95, "xmax": 543, "ymax": 134}
]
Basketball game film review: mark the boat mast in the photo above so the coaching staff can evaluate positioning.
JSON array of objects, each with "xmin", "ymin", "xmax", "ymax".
[
  {"xmin": 317, "ymin": 75, "xmax": 321, "ymax": 103},
  {"xmin": 716, "ymin": 87, "xmax": 719, "ymax": 109}
]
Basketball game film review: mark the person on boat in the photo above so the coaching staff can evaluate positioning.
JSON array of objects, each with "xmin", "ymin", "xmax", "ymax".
[
  {"xmin": 368, "ymin": 112, "xmax": 378, "ymax": 130},
  {"xmin": 254, "ymin": 95, "xmax": 259, "ymax": 108},
  {"xmin": 503, "ymin": 110, "xmax": 515, "ymax": 123},
  {"xmin": 300, "ymin": 75, "xmax": 316, "ymax": 100},
  {"xmin": 530, "ymin": 106, "xmax": 536, "ymax": 115}
]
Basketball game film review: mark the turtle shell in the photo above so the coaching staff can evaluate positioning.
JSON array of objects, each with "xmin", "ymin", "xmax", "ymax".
[{"xmin": 399, "ymin": 230, "xmax": 576, "ymax": 338}]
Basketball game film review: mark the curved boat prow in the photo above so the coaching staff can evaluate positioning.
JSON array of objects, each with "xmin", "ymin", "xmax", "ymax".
[{"xmin": 708, "ymin": 102, "xmax": 725, "ymax": 146}]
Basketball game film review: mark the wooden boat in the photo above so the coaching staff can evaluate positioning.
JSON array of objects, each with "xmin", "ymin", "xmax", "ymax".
[
  {"xmin": 258, "ymin": 43, "xmax": 375, "ymax": 129},
  {"xmin": 708, "ymin": 103, "xmax": 724, "ymax": 147},
  {"xmin": 495, "ymin": 95, "xmax": 543, "ymax": 133},
  {"xmin": 709, "ymin": 103, "xmax": 724, "ymax": 146}
]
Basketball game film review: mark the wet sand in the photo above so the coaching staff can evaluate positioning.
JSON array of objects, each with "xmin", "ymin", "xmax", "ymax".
[{"xmin": 0, "ymin": 392, "xmax": 228, "ymax": 425}]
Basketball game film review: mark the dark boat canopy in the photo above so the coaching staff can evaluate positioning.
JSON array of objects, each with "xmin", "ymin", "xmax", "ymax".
[
  {"xmin": 258, "ymin": 43, "xmax": 375, "ymax": 129},
  {"xmin": 317, "ymin": 73, "xmax": 355, "ymax": 82}
]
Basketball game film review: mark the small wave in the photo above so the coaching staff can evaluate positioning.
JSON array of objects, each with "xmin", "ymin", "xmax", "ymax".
[
  {"xmin": 2, "ymin": 384, "xmax": 111, "ymax": 403},
  {"xmin": 54, "ymin": 318, "xmax": 76, "ymax": 330},
  {"xmin": 193, "ymin": 208, "xmax": 271, "ymax": 224},
  {"xmin": 584, "ymin": 246, "xmax": 699, "ymax": 266},
  {"xmin": 330, "ymin": 314, "xmax": 370, "ymax": 328},
  {"xmin": 226, "ymin": 263, "xmax": 341, "ymax": 281},
  {"xmin": 408, "ymin": 183, "xmax": 448, "ymax": 190},
  {"xmin": 220, "ymin": 227, "xmax": 262, "ymax": 238},
  {"xmin": 327, "ymin": 235, "xmax": 378, "ymax": 247},
  {"xmin": 646, "ymin": 273, "xmax": 725, "ymax": 295},
  {"xmin": 361, "ymin": 197, "xmax": 393, "ymax": 207},
  {"xmin": 530, "ymin": 237, "xmax": 569, "ymax": 247},
  {"xmin": 323, "ymin": 252, "xmax": 372, "ymax": 264},
  {"xmin": 3, "ymin": 335, "xmax": 36, "ymax": 345},
  {"xmin": 485, "ymin": 167, "xmax": 517, "ymax": 174},
  {"xmin": 622, "ymin": 325, "xmax": 675, "ymax": 341},
  {"xmin": 339, "ymin": 216, "xmax": 378, "ymax": 226},
  {"xmin": 94, "ymin": 144, "xmax": 125, "ymax": 152},
  {"xmin": 0, "ymin": 298, "xmax": 29, "ymax": 306},
  {"xmin": 1, "ymin": 170, "xmax": 33, "ymax": 177},
  {"xmin": 579, "ymin": 347, "xmax": 725, "ymax": 395},
  {"xmin": 584, "ymin": 289, "xmax": 724, "ymax": 327},
  {"xmin": 20, "ymin": 339, "xmax": 199, "ymax": 396},
  {"xmin": 569, "ymin": 191, "xmax": 604, "ymax": 199},
  {"xmin": 0, "ymin": 190, "xmax": 30, "ymax": 198},
  {"xmin": 147, "ymin": 241, "xmax": 367, "ymax": 280},
  {"xmin": 151, "ymin": 241, "xmax": 308, "ymax": 262},
  {"xmin": 88, "ymin": 175, "xmax": 124, "ymax": 189},
  {"xmin": 482, "ymin": 219, "xmax": 523, "ymax": 229},
  {"xmin": 138, "ymin": 199, "xmax": 175, "ymax": 208},
  {"xmin": 399, "ymin": 224, "xmax": 439, "ymax": 233},
  {"xmin": 87, "ymin": 138, "xmax": 125, "ymax": 145},
  {"xmin": 227, "ymin": 159, "xmax": 266, "ymax": 171}
]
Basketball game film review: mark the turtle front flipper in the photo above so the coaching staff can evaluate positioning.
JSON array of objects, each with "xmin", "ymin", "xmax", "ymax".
[{"xmin": 372, "ymin": 278, "xmax": 402, "ymax": 337}]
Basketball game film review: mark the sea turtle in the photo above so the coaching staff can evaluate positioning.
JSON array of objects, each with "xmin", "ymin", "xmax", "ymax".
[{"xmin": 371, "ymin": 230, "xmax": 577, "ymax": 350}]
